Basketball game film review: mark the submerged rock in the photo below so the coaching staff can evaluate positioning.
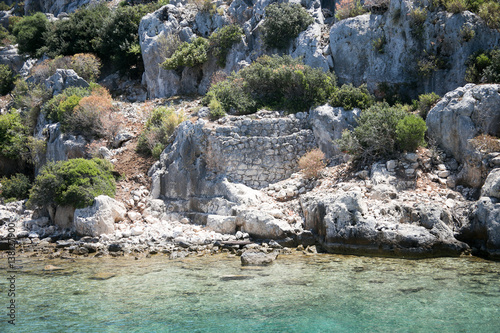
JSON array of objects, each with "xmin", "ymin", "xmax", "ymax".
[
  {"xmin": 240, "ymin": 250, "xmax": 278, "ymax": 266},
  {"xmin": 74, "ymin": 196, "xmax": 126, "ymax": 237}
]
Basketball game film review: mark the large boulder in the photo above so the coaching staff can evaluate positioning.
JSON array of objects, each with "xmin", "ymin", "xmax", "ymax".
[
  {"xmin": 481, "ymin": 168, "xmax": 500, "ymax": 199},
  {"xmin": 241, "ymin": 250, "xmax": 278, "ymax": 266},
  {"xmin": 426, "ymin": 84, "xmax": 500, "ymax": 187},
  {"xmin": 329, "ymin": 0, "xmax": 500, "ymax": 97},
  {"xmin": 45, "ymin": 69, "xmax": 89, "ymax": 96},
  {"xmin": 0, "ymin": 45, "xmax": 25, "ymax": 73},
  {"xmin": 73, "ymin": 196, "xmax": 126, "ymax": 237}
]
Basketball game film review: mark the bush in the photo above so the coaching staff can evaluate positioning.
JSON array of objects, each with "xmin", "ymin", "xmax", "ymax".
[
  {"xmin": 208, "ymin": 98, "xmax": 226, "ymax": 120},
  {"xmin": 137, "ymin": 107, "xmax": 185, "ymax": 156},
  {"xmin": 413, "ymin": 92, "xmax": 440, "ymax": 119},
  {"xmin": 12, "ymin": 12, "xmax": 49, "ymax": 57},
  {"xmin": 0, "ymin": 64, "xmax": 14, "ymax": 95},
  {"xmin": 162, "ymin": 37, "xmax": 209, "ymax": 70},
  {"xmin": 0, "ymin": 111, "xmax": 29, "ymax": 160},
  {"xmin": 444, "ymin": 0, "xmax": 468, "ymax": 13},
  {"xmin": 262, "ymin": 3, "xmax": 313, "ymax": 49},
  {"xmin": 1, "ymin": 173, "xmax": 31, "ymax": 202},
  {"xmin": 203, "ymin": 79, "xmax": 257, "ymax": 115},
  {"xmin": 330, "ymin": 84, "xmax": 373, "ymax": 110},
  {"xmin": 465, "ymin": 49, "xmax": 500, "ymax": 83},
  {"xmin": 204, "ymin": 55, "xmax": 336, "ymax": 114},
  {"xmin": 11, "ymin": 80, "xmax": 52, "ymax": 131},
  {"xmin": 209, "ymin": 25, "xmax": 243, "ymax": 67},
  {"xmin": 395, "ymin": 114, "xmax": 427, "ymax": 152},
  {"xmin": 335, "ymin": 0, "xmax": 367, "ymax": 21},
  {"xmin": 298, "ymin": 148, "xmax": 326, "ymax": 179},
  {"xmin": 337, "ymin": 102, "xmax": 408, "ymax": 162},
  {"xmin": 42, "ymin": 3, "xmax": 111, "ymax": 57},
  {"xmin": 27, "ymin": 158, "xmax": 116, "ymax": 209}
]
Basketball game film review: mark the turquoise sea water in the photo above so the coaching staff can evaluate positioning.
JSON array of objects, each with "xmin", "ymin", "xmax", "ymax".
[{"xmin": 0, "ymin": 253, "xmax": 499, "ymax": 332}]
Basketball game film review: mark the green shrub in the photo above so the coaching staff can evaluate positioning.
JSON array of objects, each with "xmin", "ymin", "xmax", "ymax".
[
  {"xmin": 203, "ymin": 79, "xmax": 257, "ymax": 115},
  {"xmin": 0, "ymin": 64, "xmax": 14, "ymax": 95},
  {"xmin": 208, "ymin": 98, "xmax": 226, "ymax": 120},
  {"xmin": 443, "ymin": 0, "xmax": 468, "ymax": 13},
  {"xmin": 0, "ymin": 25, "xmax": 15, "ymax": 47},
  {"xmin": 137, "ymin": 107, "xmax": 185, "ymax": 156},
  {"xmin": 0, "ymin": 2, "xmax": 11, "ymax": 11},
  {"xmin": 335, "ymin": 0, "xmax": 367, "ymax": 21},
  {"xmin": 12, "ymin": 12, "xmax": 49, "ymax": 58},
  {"xmin": 479, "ymin": 1, "xmax": 500, "ymax": 30},
  {"xmin": 1, "ymin": 173, "xmax": 31, "ymax": 202},
  {"xmin": 262, "ymin": 3, "xmax": 313, "ymax": 49},
  {"xmin": 337, "ymin": 102, "xmax": 408, "ymax": 162},
  {"xmin": 409, "ymin": 7, "xmax": 427, "ymax": 39},
  {"xmin": 162, "ymin": 37, "xmax": 209, "ymax": 70},
  {"xmin": 465, "ymin": 49, "xmax": 500, "ymax": 83},
  {"xmin": 11, "ymin": 80, "xmax": 51, "ymax": 132},
  {"xmin": 396, "ymin": 114, "xmax": 427, "ymax": 152},
  {"xmin": 238, "ymin": 55, "xmax": 336, "ymax": 113},
  {"xmin": 460, "ymin": 24, "xmax": 476, "ymax": 42},
  {"xmin": 209, "ymin": 25, "xmax": 243, "ymax": 67},
  {"xmin": 330, "ymin": 84, "xmax": 373, "ymax": 110},
  {"xmin": 204, "ymin": 55, "xmax": 336, "ymax": 114},
  {"xmin": 0, "ymin": 111, "xmax": 29, "ymax": 160},
  {"xmin": 27, "ymin": 158, "xmax": 116, "ymax": 209},
  {"xmin": 413, "ymin": 92, "xmax": 440, "ymax": 119}
]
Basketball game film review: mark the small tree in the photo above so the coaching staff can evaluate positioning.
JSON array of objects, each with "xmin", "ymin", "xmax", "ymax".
[
  {"xmin": 12, "ymin": 12, "xmax": 49, "ymax": 57},
  {"xmin": 396, "ymin": 114, "xmax": 427, "ymax": 152}
]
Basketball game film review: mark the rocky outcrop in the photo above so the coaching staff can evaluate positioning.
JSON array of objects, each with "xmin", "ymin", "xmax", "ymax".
[
  {"xmin": 330, "ymin": 0, "xmax": 500, "ymax": 97},
  {"xmin": 24, "ymin": 0, "xmax": 94, "ymax": 16},
  {"xmin": 0, "ymin": 45, "xmax": 25, "ymax": 73},
  {"xmin": 74, "ymin": 195, "xmax": 126, "ymax": 237},
  {"xmin": 45, "ymin": 69, "xmax": 89, "ymax": 96},
  {"xmin": 139, "ymin": 0, "xmax": 328, "ymax": 99},
  {"xmin": 300, "ymin": 188, "xmax": 470, "ymax": 257},
  {"xmin": 426, "ymin": 84, "xmax": 500, "ymax": 187}
]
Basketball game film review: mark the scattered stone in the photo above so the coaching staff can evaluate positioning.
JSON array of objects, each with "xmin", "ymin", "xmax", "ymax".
[{"xmin": 240, "ymin": 250, "xmax": 278, "ymax": 266}]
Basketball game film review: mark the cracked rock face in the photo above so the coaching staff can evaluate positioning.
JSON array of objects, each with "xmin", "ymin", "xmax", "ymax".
[{"xmin": 329, "ymin": 0, "xmax": 500, "ymax": 97}]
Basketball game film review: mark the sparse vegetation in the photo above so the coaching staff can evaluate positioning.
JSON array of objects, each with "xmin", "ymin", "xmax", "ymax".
[
  {"xmin": 27, "ymin": 158, "xmax": 116, "ymax": 210},
  {"xmin": 372, "ymin": 36, "xmax": 386, "ymax": 53},
  {"xmin": 460, "ymin": 24, "xmax": 476, "ymax": 42},
  {"xmin": 298, "ymin": 148, "xmax": 326, "ymax": 179},
  {"xmin": 262, "ymin": 3, "xmax": 313, "ymax": 49}
]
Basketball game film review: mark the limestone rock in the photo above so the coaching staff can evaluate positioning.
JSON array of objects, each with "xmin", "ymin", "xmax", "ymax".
[
  {"xmin": 481, "ymin": 168, "xmax": 500, "ymax": 199},
  {"xmin": 45, "ymin": 69, "xmax": 89, "ymax": 96},
  {"xmin": 74, "ymin": 196, "xmax": 126, "ymax": 237},
  {"xmin": 330, "ymin": 1, "xmax": 500, "ymax": 97},
  {"xmin": 460, "ymin": 197, "xmax": 500, "ymax": 260},
  {"xmin": 240, "ymin": 250, "xmax": 278, "ymax": 266},
  {"xmin": 308, "ymin": 105, "xmax": 360, "ymax": 160},
  {"xmin": 0, "ymin": 45, "xmax": 25, "ymax": 73},
  {"xmin": 426, "ymin": 84, "xmax": 500, "ymax": 187},
  {"xmin": 300, "ymin": 189, "xmax": 469, "ymax": 257},
  {"xmin": 25, "ymin": 0, "xmax": 92, "ymax": 16}
]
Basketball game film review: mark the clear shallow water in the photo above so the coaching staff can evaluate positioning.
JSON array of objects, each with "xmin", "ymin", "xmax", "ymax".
[{"xmin": 0, "ymin": 254, "xmax": 499, "ymax": 332}]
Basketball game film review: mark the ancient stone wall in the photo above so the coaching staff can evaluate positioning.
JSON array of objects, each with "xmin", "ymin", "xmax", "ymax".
[{"xmin": 206, "ymin": 111, "xmax": 316, "ymax": 188}]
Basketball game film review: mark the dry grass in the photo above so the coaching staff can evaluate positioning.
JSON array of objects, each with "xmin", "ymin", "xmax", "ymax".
[{"xmin": 298, "ymin": 148, "xmax": 326, "ymax": 179}]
